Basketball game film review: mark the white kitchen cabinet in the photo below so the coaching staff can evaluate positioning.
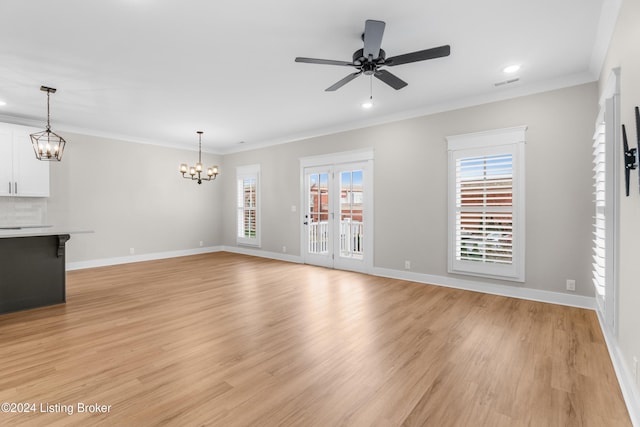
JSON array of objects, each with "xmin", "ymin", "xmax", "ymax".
[{"xmin": 0, "ymin": 123, "xmax": 50, "ymax": 197}]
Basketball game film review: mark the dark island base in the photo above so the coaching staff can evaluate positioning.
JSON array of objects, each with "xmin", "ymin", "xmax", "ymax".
[{"xmin": 0, "ymin": 234, "xmax": 70, "ymax": 314}]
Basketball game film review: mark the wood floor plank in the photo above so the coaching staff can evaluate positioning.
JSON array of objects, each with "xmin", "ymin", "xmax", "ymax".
[{"xmin": 0, "ymin": 252, "xmax": 631, "ymax": 426}]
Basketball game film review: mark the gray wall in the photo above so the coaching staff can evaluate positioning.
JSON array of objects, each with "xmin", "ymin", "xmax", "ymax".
[
  {"xmin": 47, "ymin": 132, "xmax": 223, "ymax": 262},
  {"xmin": 600, "ymin": 0, "xmax": 640, "ymax": 410},
  {"xmin": 223, "ymin": 83, "xmax": 597, "ymax": 297}
]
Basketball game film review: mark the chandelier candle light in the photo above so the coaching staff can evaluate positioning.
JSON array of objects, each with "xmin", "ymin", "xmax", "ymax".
[
  {"xmin": 179, "ymin": 131, "xmax": 219, "ymax": 184},
  {"xmin": 30, "ymin": 86, "xmax": 66, "ymax": 161}
]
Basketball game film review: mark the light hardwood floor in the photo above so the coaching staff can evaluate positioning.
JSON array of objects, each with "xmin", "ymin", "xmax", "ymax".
[{"xmin": 0, "ymin": 252, "xmax": 631, "ymax": 426}]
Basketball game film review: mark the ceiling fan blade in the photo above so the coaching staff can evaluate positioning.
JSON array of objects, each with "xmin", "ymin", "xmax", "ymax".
[
  {"xmin": 363, "ymin": 20, "xmax": 385, "ymax": 59},
  {"xmin": 374, "ymin": 69, "xmax": 408, "ymax": 90},
  {"xmin": 386, "ymin": 45, "xmax": 451, "ymax": 66},
  {"xmin": 295, "ymin": 57, "xmax": 354, "ymax": 67},
  {"xmin": 325, "ymin": 71, "xmax": 362, "ymax": 91}
]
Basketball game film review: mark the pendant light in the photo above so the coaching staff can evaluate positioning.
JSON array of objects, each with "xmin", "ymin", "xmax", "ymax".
[
  {"xmin": 179, "ymin": 131, "xmax": 219, "ymax": 184},
  {"xmin": 30, "ymin": 86, "xmax": 66, "ymax": 161}
]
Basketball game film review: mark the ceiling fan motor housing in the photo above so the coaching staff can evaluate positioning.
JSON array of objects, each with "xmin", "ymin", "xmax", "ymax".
[{"xmin": 353, "ymin": 48, "xmax": 386, "ymax": 70}]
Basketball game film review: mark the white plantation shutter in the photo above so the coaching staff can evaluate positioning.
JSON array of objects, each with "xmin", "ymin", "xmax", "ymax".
[
  {"xmin": 592, "ymin": 121, "xmax": 606, "ymax": 302},
  {"xmin": 236, "ymin": 164, "xmax": 261, "ymax": 246},
  {"xmin": 591, "ymin": 69, "xmax": 618, "ymax": 330},
  {"xmin": 455, "ymin": 154, "xmax": 513, "ymax": 264},
  {"xmin": 592, "ymin": 88, "xmax": 618, "ymax": 327},
  {"xmin": 447, "ymin": 127, "xmax": 526, "ymax": 282}
]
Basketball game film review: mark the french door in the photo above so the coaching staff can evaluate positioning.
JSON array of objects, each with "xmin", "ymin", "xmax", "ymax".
[{"xmin": 302, "ymin": 158, "xmax": 372, "ymax": 273}]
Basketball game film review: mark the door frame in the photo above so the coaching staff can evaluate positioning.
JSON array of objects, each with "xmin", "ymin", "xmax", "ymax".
[{"xmin": 299, "ymin": 149, "xmax": 374, "ymax": 274}]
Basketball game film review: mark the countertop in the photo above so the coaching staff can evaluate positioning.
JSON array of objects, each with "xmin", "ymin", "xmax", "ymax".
[{"xmin": 0, "ymin": 227, "xmax": 93, "ymax": 239}]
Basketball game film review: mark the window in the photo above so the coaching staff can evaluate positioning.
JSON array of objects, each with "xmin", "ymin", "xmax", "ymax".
[
  {"xmin": 236, "ymin": 164, "xmax": 260, "ymax": 246},
  {"xmin": 447, "ymin": 126, "xmax": 526, "ymax": 282}
]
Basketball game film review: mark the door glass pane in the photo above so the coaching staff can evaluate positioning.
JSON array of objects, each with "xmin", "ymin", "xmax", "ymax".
[
  {"xmin": 308, "ymin": 172, "xmax": 329, "ymax": 254},
  {"xmin": 339, "ymin": 169, "xmax": 363, "ymax": 259}
]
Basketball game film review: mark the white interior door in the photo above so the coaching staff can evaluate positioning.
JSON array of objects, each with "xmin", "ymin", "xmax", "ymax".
[{"xmin": 303, "ymin": 159, "xmax": 372, "ymax": 273}]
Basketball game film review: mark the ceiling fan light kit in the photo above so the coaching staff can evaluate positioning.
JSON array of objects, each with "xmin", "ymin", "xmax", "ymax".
[{"xmin": 295, "ymin": 19, "xmax": 451, "ymax": 92}]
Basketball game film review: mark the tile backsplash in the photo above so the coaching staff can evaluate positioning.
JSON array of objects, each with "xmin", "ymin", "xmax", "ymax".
[{"xmin": 0, "ymin": 197, "xmax": 48, "ymax": 226}]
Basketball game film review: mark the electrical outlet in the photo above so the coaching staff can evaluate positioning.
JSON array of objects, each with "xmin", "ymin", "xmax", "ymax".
[
  {"xmin": 404, "ymin": 260, "xmax": 411, "ymax": 270},
  {"xmin": 291, "ymin": 205, "xmax": 297, "ymax": 212},
  {"xmin": 566, "ymin": 279, "xmax": 576, "ymax": 291},
  {"xmin": 282, "ymin": 246, "xmax": 287, "ymax": 253},
  {"xmin": 199, "ymin": 241, "xmax": 204, "ymax": 247},
  {"xmin": 129, "ymin": 247, "xmax": 135, "ymax": 255}
]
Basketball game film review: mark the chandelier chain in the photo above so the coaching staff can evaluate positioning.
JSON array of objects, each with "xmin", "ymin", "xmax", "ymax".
[{"xmin": 46, "ymin": 90, "xmax": 51, "ymax": 131}]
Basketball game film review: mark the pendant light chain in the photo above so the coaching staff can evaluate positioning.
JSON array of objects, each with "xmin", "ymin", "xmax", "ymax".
[{"xmin": 46, "ymin": 90, "xmax": 51, "ymax": 132}]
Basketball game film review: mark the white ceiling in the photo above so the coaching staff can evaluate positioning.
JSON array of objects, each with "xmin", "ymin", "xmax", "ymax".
[{"xmin": 0, "ymin": 0, "xmax": 612, "ymax": 154}]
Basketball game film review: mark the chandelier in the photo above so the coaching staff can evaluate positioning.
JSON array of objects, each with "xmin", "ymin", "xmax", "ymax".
[
  {"xmin": 179, "ymin": 131, "xmax": 219, "ymax": 184},
  {"xmin": 30, "ymin": 86, "xmax": 66, "ymax": 161}
]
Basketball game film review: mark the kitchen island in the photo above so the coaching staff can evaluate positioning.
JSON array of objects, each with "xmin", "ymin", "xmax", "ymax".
[{"xmin": 0, "ymin": 227, "xmax": 91, "ymax": 314}]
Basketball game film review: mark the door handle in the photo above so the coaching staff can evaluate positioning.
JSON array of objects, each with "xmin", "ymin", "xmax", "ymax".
[
  {"xmin": 14, "ymin": 182, "xmax": 17, "ymax": 195},
  {"xmin": 8, "ymin": 181, "xmax": 11, "ymax": 194},
  {"xmin": 303, "ymin": 221, "xmax": 308, "ymax": 225}
]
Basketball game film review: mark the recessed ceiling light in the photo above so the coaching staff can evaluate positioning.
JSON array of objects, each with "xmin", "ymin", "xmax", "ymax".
[
  {"xmin": 361, "ymin": 97, "xmax": 373, "ymax": 109},
  {"xmin": 0, "ymin": 100, "xmax": 6, "ymax": 107},
  {"xmin": 503, "ymin": 64, "xmax": 521, "ymax": 74}
]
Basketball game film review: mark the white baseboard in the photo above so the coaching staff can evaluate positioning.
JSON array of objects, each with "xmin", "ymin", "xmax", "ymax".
[
  {"xmin": 66, "ymin": 246, "xmax": 303, "ymax": 271},
  {"xmin": 596, "ymin": 311, "xmax": 640, "ymax": 427},
  {"xmin": 66, "ymin": 246, "xmax": 224, "ymax": 270},
  {"xmin": 221, "ymin": 245, "xmax": 303, "ymax": 264},
  {"xmin": 372, "ymin": 267, "xmax": 596, "ymax": 309}
]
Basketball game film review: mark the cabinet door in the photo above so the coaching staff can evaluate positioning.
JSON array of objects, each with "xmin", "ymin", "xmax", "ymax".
[
  {"xmin": 12, "ymin": 129, "xmax": 50, "ymax": 197},
  {"xmin": 0, "ymin": 129, "xmax": 12, "ymax": 196}
]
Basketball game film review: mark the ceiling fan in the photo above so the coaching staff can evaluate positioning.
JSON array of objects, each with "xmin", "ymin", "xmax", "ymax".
[{"xmin": 295, "ymin": 19, "xmax": 450, "ymax": 92}]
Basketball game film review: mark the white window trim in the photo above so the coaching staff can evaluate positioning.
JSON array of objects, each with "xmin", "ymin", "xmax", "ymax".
[
  {"xmin": 236, "ymin": 164, "xmax": 261, "ymax": 247},
  {"xmin": 447, "ymin": 126, "xmax": 527, "ymax": 282}
]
